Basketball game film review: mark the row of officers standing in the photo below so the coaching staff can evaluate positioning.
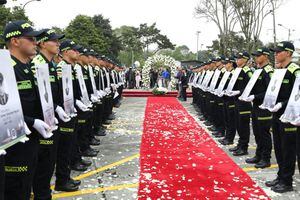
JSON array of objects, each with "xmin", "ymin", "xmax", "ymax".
[
  {"xmin": 189, "ymin": 41, "xmax": 300, "ymax": 194},
  {"xmin": 0, "ymin": 20, "xmax": 125, "ymax": 200}
]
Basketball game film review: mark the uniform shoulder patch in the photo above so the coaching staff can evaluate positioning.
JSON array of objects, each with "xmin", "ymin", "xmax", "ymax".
[
  {"xmin": 31, "ymin": 54, "xmax": 46, "ymax": 65},
  {"xmin": 11, "ymin": 59, "xmax": 17, "ymax": 67},
  {"xmin": 264, "ymin": 65, "xmax": 273, "ymax": 73},
  {"xmin": 242, "ymin": 66, "xmax": 250, "ymax": 73},
  {"xmin": 287, "ymin": 63, "xmax": 300, "ymax": 74}
]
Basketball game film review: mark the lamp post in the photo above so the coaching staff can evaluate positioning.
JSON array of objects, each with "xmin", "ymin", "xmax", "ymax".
[
  {"xmin": 278, "ymin": 23, "xmax": 295, "ymax": 41},
  {"xmin": 196, "ymin": 31, "xmax": 201, "ymax": 60},
  {"xmin": 22, "ymin": 0, "xmax": 41, "ymax": 9}
]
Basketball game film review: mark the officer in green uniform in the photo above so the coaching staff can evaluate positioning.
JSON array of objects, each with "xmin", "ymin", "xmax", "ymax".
[
  {"xmin": 265, "ymin": 41, "xmax": 300, "ymax": 193},
  {"xmin": 243, "ymin": 47, "xmax": 273, "ymax": 169},
  {"xmin": 228, "ymin": 52, "xmax": 253, "ymax": 156},
  {"xmin": 3, "ymin": 20, "xmax": 50, "ymax": 200},
  {"xmin": 30, "ymin": 29, "xmax": 72, "ymax": 200}
]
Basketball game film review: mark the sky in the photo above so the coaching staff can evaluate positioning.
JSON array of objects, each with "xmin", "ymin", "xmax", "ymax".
[{"xmin": 6, "ymin": 0, "xmax": 300, "ymax": 52}]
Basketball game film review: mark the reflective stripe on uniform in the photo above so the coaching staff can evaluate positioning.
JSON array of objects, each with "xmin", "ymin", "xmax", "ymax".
[
  {"xmin": 284, "ymin": 127, "xmax": 298, "ymax": 132},
  {"xmin": 17, "ymin": 80, "xmax": 32, "ymax": 90},
  {"xmin": 258, "ymin": 116, "xmax": 272, "ymax": 121},
  {"xmin": 210, "ymin": 101, "xmax": 215, "ymax": 103},
  {"xmin": 5, "ymin": 166, "xmax": 28, "ymax": 173},
  {"xmin": 59, "ymin": 127, "xmax": 74, "ymax": 132},
  {"xmin": 78, "ymin": 119, "xmax": 86, "ymax": 123},
  {"xmin": 218, "ymin": 103, "xmax": 224, "ymax": 106},
  {"xmin": 40, "ymin": 139, "xmax": 54, "ymax": 145},
  {"xmin": 239, "ymin": 111, "xmax": 251, "ymax": 115},
  {"xmin": 229, "ymin": 105, "xmax": 235, "ymax": 108}
]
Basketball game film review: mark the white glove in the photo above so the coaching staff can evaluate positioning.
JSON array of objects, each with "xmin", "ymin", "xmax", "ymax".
[
  {"xmin": 33, "ymin": 119, "xmax": 53, "ymax": 139},
  {"xmin": 218, "ymin": 91, "xmax": 224, "ymax": 97},
  {"xmin": 91, "ymin": 94, "xmax": 99, "ymax": 103},
  {"xmin": 56, "ymin": 106, "xmax": 71, "ymax": 122},
  {"xmin": 105, "ymin": 88, "xmax": 111, "ymax": 94},
  {"xmin": 245, "ymin": 95, "xmax": 255, "ymax": 102},
  {"xmin": 0, "ymin": 149, "xmax": 7, "ymax": 156},
  {"xmin": 291, "ymin": 117, "xmax": 300, "ymax": 126},
  {"xmin": 269, "ymin": 102, "xmax": 282, "ymax": 113},
  {"xmin": 19, "ymin": 136, "xmax": 29, "ymax": 143},
  {"xmin": 24, "ymin": 122, "xmax": 31, "ymax": 135},
  {"xmin": 230, "ymin": 90, "xmax": 241, "ymax": 96},
  {"xmin": 76, "ymin": 100, "xmax": 89, "ymax": 112}
]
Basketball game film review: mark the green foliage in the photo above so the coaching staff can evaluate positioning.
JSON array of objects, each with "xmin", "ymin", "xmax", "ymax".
[
  {"xmin": 152, "ymin": 88, "xmax": 167, "ymax": 95},
  {"xmin": 159, "ymin": 45, "xmax": 196, "ymax": 61},
  {"xmin": 92, "ymin": 15, "xmax": 121, "ymax": 59},
  {"xmin": 64, "ymin": 15, "xmax": 107, "ymax": 55},
  {"xmin": 0, "ymin": 6, "xmax": 30, "ymax": 47}
]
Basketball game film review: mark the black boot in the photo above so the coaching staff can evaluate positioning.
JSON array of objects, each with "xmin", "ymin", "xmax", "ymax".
[
  {"xmin": 229, "ymin": 145, "xmax": 240, "ymax": 152},
  {"xmin": 255, "ymin": 160, "xmax": 271, "ymax": 169},
  {"xmin": 272, "ymin": 183, "xmax": 293, "ymax": 193},
  {"xmin": 265, "ymin": 177, "xmax": 280, "ymax": 187},
  {"xmin": 69, "ymin": 178, "xmax": 81, "ymax": 187},
  {"xmin": 245, "ymin": 156, "xmax": 261, "ymax": 164},
  {"xmin": 80, "ymin": 159, "xmax": 92, "ymax": 167},
  {"xmin": 232, "ymin": 148, "xmax": 248, "ymax": 156},
  {"xmin": 55, "ymin": 182, "xmax": 79, "ymax": 192},
  {"xmin": 71, "ymin": 162, "xmax": 88, "ymax": 172},
  {"xmin": 89, "ymin": 137, "xmax": 101, "ymax": 146},
  {"xmin": 220, "ymin": 139, "xmax": 233, "ymax": 146}
]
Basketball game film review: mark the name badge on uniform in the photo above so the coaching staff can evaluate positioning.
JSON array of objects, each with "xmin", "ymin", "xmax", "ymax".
[
  {"xmin": 260, "ymin": 69, "xmax": 287, "ymax": 111},
  {"xmin": 280, "ymin": 76, "xmax": 300, "ymax": 123},
  {"xmin": 0, "ymin": 50, "xmax": 27, "ymax": 150},
  {"xmin": 62, "ymin": 64, "xmax": 75, "ymax": 117},
  {"xmin": 35, "ymin": 63, "xmax": 56, "ymax": 131},
  {"xmin": 239, "ymin": 69, "xmax": 263, "ymax": 101},
  {"xmin": 224, "ymin": 68, "xmax": 242, "ymax": 95},
  {"xmin": 215, "ymin": 71, "xmax": 231, "ymax": 95}
]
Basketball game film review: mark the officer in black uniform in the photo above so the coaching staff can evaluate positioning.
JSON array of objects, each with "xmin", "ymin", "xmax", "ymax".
[
  {"xmin": 242, "ymin": 47, "xmax": 273, "ymax": 169},
  {"xmin": 264, "ymin": 41, "xmax": 300, "ymax": 193},
  {"xmin": 30, "ymin": 29, "xmax": 70, "ymax": 200},
  {"xmin": 218, "ymin": 57, "xmax": 237, "ymax": 146},
  {"xmin": 228, "ymin": 52, "xmax": 253, "ymax": 156},
  {"xmin": 3, "ymin": 20, "xmax": 50, "ymax": 200},
  {"xmin": 55, "ymin": 40, "xmax": 83, "ymax": 192}
]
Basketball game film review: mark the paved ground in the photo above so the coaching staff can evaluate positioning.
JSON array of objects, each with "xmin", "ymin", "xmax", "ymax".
[{"xmin": 52, "ymin": 97, "xmax": 300, "ymax": 199}]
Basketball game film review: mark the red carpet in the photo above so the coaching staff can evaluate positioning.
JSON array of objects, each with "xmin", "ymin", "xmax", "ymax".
[
  {"xmin": 123, "ymin": 89, "xmax": 192, "ymax": 97},
  {"xmin": 138, "ymin": 97, "xmax": 269, "ymax": 199}
]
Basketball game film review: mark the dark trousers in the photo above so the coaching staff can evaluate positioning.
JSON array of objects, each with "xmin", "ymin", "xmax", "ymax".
[
  {"xmin": 235, "ymin": 100, "xmax": 251, "ymax": 150},
  {"xmin": 224, "ymin": 100, "xmax": 236, "ymax": 142},
  {"xmin": 181, "ymin": 86, "xmax": 187, "ymax": 101},
  {"xmin": 4, "ymin": 135, "xmax": 39, "ymax": 200},
  {"xmin": 0, "ymin": 156, "xmax": 4, "ymax": 200},
  {"xmin": 273, "ymin": 115, "xmax": 298, "ymax": 186},
  {"xmin": 251, "ymin": 105, "xmax": 272, "ymax": 160},
  {"xmin": 93, "ymin": 102, "xmax": 104, "ymax": 134},
  {"xmin": 33, "ymin": 132, "xmax": 59, "ymax": 200},
  {"xmin": 55, "ymin": 118, "xmax": 77, "ymax": 186}
]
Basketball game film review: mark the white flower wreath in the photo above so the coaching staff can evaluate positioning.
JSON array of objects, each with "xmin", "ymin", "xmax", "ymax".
[{"xmin": 142, "ymin": 54, "xmax": 178, "ymax": 89}]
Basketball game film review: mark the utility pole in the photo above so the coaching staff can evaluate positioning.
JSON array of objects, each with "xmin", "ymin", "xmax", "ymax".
[
  {"xmin": 271, "ymin": 0, "xmax": 277, "ymax": 47},
  {"xmin": 196, "ymin": 31, "xmax": 201, "ymax": 60}
]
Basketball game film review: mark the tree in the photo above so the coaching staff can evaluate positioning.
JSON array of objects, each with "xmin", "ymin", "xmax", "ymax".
[
  {"xmin": 137, "ymin": 23, "xmax": 175, "ymax": 56},
  {"xmin": 114, "ymin": 25, "xmax": 144, "ymax": 67},
  {"xmin": 195, "ymin": 0, "xmax": 238, "ymax": 54},
  {"xmin": 92, "ymin": 14, "xmax": 121, "ymax": 59},
  {"xmin": 159, "ymin": 45, "xmax": 196, "ymax": 61},
  {"xmin": 230, "ymin": 0, "xmax": 282, "ymax": 51},
  {"xmin": 64, "ymin": 15, "xmax": 107, "ymax": 54},
  {"xmin": 0, "ymin": 6, "xmax": 30, "ymax": 47}
]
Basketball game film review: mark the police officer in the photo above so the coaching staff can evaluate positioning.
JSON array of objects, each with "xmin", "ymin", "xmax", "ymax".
[
  {"xmin": 55, "ymin": 40, "xmax": 83, "ymax": 192},
  {"xmin": 243, "ymin": 47, "xmax": 273, "ymax": 169},
  {"xmin": 30, "ymin": 29, "xmax": 72, "ymax": 200},
  {"xmin": 265, "ymin": 41, "xmax": 300, "ymax": 193},
  {"xmin": 219, "ymin": 57, "xmax": 237, "ymax": 146},
  {"xmin": 228, "ymin": 52, "xmax": 253, "ymax": 156},
  {"xmin": 3, "ymin": 20, "xmax": 52, "ymax": 200}
]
